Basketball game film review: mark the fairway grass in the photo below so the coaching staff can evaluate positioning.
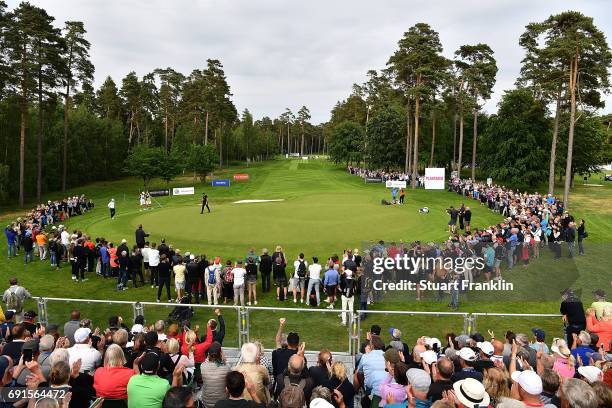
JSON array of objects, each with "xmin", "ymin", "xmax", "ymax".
[{"xmin": 1, "ymin": 159, "xmax": 611, "ymax": 352}]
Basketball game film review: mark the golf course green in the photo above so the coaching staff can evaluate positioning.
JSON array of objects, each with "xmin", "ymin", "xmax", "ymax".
[{"xmin": 1, "ymin": 158, "xmax": 611, "ymax": 351}]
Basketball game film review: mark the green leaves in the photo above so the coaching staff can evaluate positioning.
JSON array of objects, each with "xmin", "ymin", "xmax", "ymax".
[{"xmin": 328, "ymin": 120, "xmax": 365, "ymax": 165}]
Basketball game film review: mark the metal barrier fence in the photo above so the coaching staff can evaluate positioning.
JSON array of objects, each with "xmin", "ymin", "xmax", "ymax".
[{"xmin": 36, "ymin": 297, "xmax": 564, "ymax": 353}]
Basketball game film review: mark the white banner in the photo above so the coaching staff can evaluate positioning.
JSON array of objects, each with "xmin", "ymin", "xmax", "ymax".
[
  {"xmin": 385, "ymin": 180, "xmax": 407, "ymax": 189},
  {"xmin": 424, "ymin": 168, "xmax": 445, "ymax": 190},
  {"xmin": 172, "ymin": 187, "xmax": 195, "ymax": 196},
  {"xmin": 487, "ymin": 177, "xmax": 493, "ymax": 187}
]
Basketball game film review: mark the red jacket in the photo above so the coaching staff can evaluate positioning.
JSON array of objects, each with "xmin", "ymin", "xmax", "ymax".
[{"xmin": 181, "ymin": 326, "xmax": 213, "ymax": 363}]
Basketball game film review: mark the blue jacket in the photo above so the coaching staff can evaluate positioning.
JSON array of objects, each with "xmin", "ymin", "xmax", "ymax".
[{"xmin": 4, "ymin": 228, "xmax": 16, "ymax": 244}]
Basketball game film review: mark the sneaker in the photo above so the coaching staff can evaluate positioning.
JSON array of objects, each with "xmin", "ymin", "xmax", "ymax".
[
  {"xmin": 151, "ymin": 285, "xmax": 155, "ymax": 289},
  {"xmin": 327, "ymin": 304, "xmax": 334, "ymax": 309},
  {"xmin": 254, "ymin": 301, "xmax": 258, "ymax": 305},
  {"xmin": 300, "ymin": 298, "xmax": 303, "ymax": 303},
  {"xmin": 71, "ymin": 276, "xmax": 76, "ymax": 280},
  {"xmin": 247, "ymin": 302, "xmax": 251, "ymax": 306},
  {"xmin": 156, "ymin": 299, "xmax": 160, "ymax": 303},
  {"xmin": 293, "ymin": 299, "xmax": 297, "ymax": 303},
  {"xmin": 82, "ymin": 278, "xmax": 88, "ymax": 282}
]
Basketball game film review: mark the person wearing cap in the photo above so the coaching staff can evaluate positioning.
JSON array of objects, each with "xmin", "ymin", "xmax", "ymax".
[
  {"xmin": 232, "ymin": 260, "xmax": 247, "ymax": 307},
  {"xmin": 560, "ymin": 289, "xmax": 586, "ymax": 349},
  {"xmin": 529, "ymin": 329, "xmax": 549, "ymax": 354},
  {"xmin": 451, "ymin": 348, "xmax": 483, "ymax": 382},
  {"xmin": 67, "ymin": 327, "xmax": 102, "ymax": 374},
  {"xmin": 550, "ymin": 339, "xmax": 575, "ymax": 379},
  {"xmin": 586, "ymin": 305, "xmax": 612, "ymax": 350},
  {"xmin": 590, "ymin": 289, "xmax": 612, "ymax": 320},
  {"xmin": 107, "ymin": 198, "xmax": 116, "ymax": 219},
  {"xmin": 339, "ymin": 269, "xmax": 355, "ymax": 326},
  {"xmin": 201, "ymin": 341, "xmax": 231, "ymax": 408},
  {"xmin": 577, "ymin": 365, "xmax": 603, "ymax": 384},
  {"xmin": 473, "ymin": 341, "xmax": 495, "ymax": 372},
  {"xmin": 127, "ymin": 351, "xmax": 182, "ymax": 408},
  {"xmin": 356, "ymin": 335, "xmax": 387, "ymax": 406},
  {"xmin": 388, "ymin": 328, "xmax": 410, "ymax": 357},
  {"xmin": 21, "ymin": 310, "xmax": 37, "ymax": 335},
  {"xmin": 509, "ymin": 370, "xmax": 552, "ymax": 407}
]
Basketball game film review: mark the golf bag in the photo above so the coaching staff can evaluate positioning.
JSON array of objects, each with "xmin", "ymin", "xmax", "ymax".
[{"xmin": 168, "ymin": 295, "xmax": 194, "ymax": 325}]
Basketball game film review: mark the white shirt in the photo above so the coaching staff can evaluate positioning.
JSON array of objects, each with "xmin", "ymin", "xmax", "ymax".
[
  {"xmin": 60, "ymin": 231, "xmax": 70, "ymax": 246},
  {"xmin": 68, "ymin": 343, "xmax": 102, "ymax": 373},
  {"xmin": 107, "ymin": 201, "xmax": 115, "ymax": 209},
  {"xmin": 308, "ymin": 263, "xmax": 322, "ymax": 280},
  {"xmin": 232, "ymin": 267, "xmax": 246, "ymax": 286},
  {"xmin": 141, "ymin": 247, "xmax": 150, "ymax": 262},
  {"xmin": 293, "ymin": 259, "xmax": 308, "ymax": 278},
  {"xmin": 148, "ymin": 249, "xmax": 160, "ymax": 266}
]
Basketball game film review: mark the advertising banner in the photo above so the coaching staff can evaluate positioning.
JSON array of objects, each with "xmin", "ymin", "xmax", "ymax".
[
  {"xmin": 365, "ymin": 177, "xmax": 383, "ymax": 183},
  {"xmin": 424, "ymin": 168, "xmax": 445, "ymax": 190},
  {"xmin": 487, "ymin": 177, "xmax": 493, "ymax": 187},
  {"xmin": 233, "ymin": 174, "xmax": 249, "ymax": 181},
  {"xmin": 172, "ymin": 187, "xmax": 195, "ymax": 195},
  {"xmin": 385, "ymin": 180, "xmax": 407, "ymax": 189},
  {"xmin": 212, "ymin": 179, "xmax": 230, "ymax": 187},
  {"xmin": 149, "ymin": 189, "xmax": 169, "ymax": 197}
]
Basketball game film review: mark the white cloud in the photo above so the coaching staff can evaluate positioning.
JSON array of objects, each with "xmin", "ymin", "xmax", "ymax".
[{"xmin": 11, "ymin": 0, "xmax": 612, "ymax": 123}]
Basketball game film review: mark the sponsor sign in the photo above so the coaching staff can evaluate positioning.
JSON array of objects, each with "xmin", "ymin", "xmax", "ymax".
[
  {"xmin": 365, "ymin": 177, "xmax": 383, "ymax": 183},
  {"xmin": 385, "ymin": 180, "xmax": 407, "ymax": 189},
  {"xmin": 424, "ymin": 168, "xmax": 445, "ymax": 190},
  {"xmin": 487, "ymin": 177, "xmax": 493, "ymax": 187},
  {"xmin": 302, "ymin": 156, "xmax": 309, "ymax": 160},
  {"xmin": 233, "ymin": 173, "xmax": 249, "ymax": 181},
  {"xmin": 172, "ymin": 187, "xmax": 195, "ymax": 195},
  {"xmin": 212, "ymin": 179, "xmax": 230, "ymax": 187},
  {"xmin": 149, "ymin": 189, "xmax": 169, "ymax": 197}
]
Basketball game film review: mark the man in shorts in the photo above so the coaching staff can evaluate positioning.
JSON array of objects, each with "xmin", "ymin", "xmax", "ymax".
[{"xmin": 292, "ymin": 253, "xmax": 307, "ymax": 303}]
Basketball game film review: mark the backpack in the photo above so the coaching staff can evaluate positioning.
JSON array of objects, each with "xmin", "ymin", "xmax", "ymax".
[
  {"xmin": 297, "ymin": 260, "xmax": 306, "ymax": 278},
  {"xmin": 223, "ymin": 267, "xmax": 234, "ymax": 283},
  {"xmin": 207, "ymin": 266, "xmax": 216, "ymax": 285},
  {"xmin": 6, "ymin": 289, "xmax": 22, "ymax": 313},
  {"xmin": 279, "ymin": 377, "xmax": 306, "ymax": 407}
]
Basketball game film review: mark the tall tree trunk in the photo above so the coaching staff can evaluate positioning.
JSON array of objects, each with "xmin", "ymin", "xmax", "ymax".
[
  {"xmin": 563, "ymin": 52, "xmax": 579, "ymax": 208},
  {"xmin": 204, "ymin": 111, "xmax": 209, "ymax": 145},
  {"xmin": 164, "ymin": 108, "xmax": 169, "ymax": 152},
  {"xmin": 457, "ymin": 111, "xmax": 464, "ymax": 176},
  {"xmin": 429, "ymin": 108, "xmax": 436, "ymax": 167},
  {"xmin": 452, "ymin": 112, "xmax": 457, "ymax": 170},
  {"xmin": 548, "ymin": 87, "xmax": 562, "ymax": 195},
  {"xmin": 404, "ymin": 100, "xmax": 411, "ymax": 173},
  {"xmin": 62, "ymin": 86, "xmax": 70, "ymax": 193},
  {"xmin": 280, "ymin": 127, "xmax": 284, "ymax": 154},
  {"xmin": 300, "ymin": 124, "xmax": 305, "ymax": 156},
  {"xmin": 471, "ymin": 106, "xmax": 478, "ymax": 181},
  {"xmin": 287, "ymin": 123, "xmax": 290, "ymax": 154},
  {"xmin": 19, "ymin": 104, "xmax": 26, "ymax": 207},
  {"xmin": 412, "ymin": 76, "xmax": 421, "ymax": 189},
  {"xmin": 36, "ymin": 64, "xmax": 43, "ymax": 202}
]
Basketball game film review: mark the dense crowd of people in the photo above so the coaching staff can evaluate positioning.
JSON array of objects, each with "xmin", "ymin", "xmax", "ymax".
[{"xmin": 0, "ymin": 294, "xmax": 610, "ymax": 408}]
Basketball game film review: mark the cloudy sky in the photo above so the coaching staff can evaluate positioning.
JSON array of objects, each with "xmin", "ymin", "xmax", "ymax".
[{"xmin": 10, "ymin": 0, "xmax": 612, "ymax": 123}]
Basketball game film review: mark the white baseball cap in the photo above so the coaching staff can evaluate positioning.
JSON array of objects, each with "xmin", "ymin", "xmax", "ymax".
[
  {"xmin": 458, "ymin": 347, "xmax": 477, "ymax": 362},
  {"xmin": 420, "ymin": 350, "xmax": 438, "ymax": 365},
  {"xmin": 476, "ymin": 341, "xmax": 494, "ymax": 356},
  {"xmin": 131, "ymin": 324, "xmax": 144, "ymax": 334},
  {"xmin": 511, "ymin": 370, "xmax": 543, "ymax": 395},
  {"xmin": 74, "ymin": 327, "xmax": 91, "ymax": 343},
  {"xmin": 577, "ymin": 366, "xmax": 602, "ymax": 384},
  {"xmin": 310, "ymin": 398, "xmax": 334, "ymax": 408},
  {"xmin": 426, "ymin": 337, "xmax": 442, "ymax": 350}
]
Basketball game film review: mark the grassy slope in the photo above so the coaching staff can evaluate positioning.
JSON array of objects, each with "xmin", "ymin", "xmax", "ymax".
[{"xmin": 1, "ymin": 159, "xmax": 611, "ymax": 351}]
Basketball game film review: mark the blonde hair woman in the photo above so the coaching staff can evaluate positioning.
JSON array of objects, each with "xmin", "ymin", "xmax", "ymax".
[
  {"xmin": 586, "ymin": 305, "xmax": 612, "ymax": 349},
  {"xmin": 483, "ymin": 367, "xmax": 510, "ymax": 406},
  {"xmin": 93, "ymin": 344, "xmax": 135, "ymax": 400},
  {"xmin": 329, "ymin": 361, "xmax": 355, "ymax": 408}
]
